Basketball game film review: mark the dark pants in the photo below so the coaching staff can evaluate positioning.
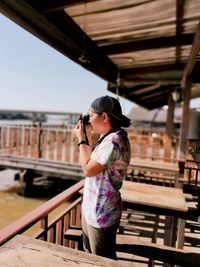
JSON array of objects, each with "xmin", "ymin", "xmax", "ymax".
[{"xmin": 82, "ymin": 214, "xmax": 119, "ymax": 260}]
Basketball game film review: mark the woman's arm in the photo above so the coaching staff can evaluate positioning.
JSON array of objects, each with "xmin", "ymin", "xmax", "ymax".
[
  {"xmin": 78, "ymin": 144, "xmax": 105, "ymax": 177},
  {"xmin": 73, "ymin": 121, "xmax": 105, "ymax": 177}
]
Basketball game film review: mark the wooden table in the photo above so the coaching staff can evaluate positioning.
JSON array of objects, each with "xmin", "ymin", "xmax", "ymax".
[
  {"xmin": 120, "ymin": 181, "xmax": 188, "ymax": 248},
  {"xmin": 0, "ymin": 235, "xmax": 131, "ymax": 267},
  {"xmin": 129, "ymin": 159, "xmax": 180, "ymax": 187}
]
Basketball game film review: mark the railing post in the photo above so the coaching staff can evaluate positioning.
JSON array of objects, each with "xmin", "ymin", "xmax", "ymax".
[
  {"xmin": 41, "ymin": 216, "xmax": 48, "ymax": 241},
  {"xmin": 65, "ymin": 127, "xmax": 71, "ymax": 162},
  {"xmin": 37, "ymin": 122, "xmax": 43, "ymax": 159},
  {"xmin": 57, "ymin": 129, "xmax": 63, "ymax": 161}
]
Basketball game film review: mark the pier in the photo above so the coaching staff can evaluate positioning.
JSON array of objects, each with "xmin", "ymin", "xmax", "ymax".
[
  {"xmin": 0, "ymin": 122, "xmax": 183, "ymax": 196},
  {"xmin": 0, "ymin": 156, "xmax": 83, "ymax": 180}
]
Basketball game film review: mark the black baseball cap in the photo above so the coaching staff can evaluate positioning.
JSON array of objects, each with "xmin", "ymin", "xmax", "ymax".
[{"xmin": 90, "ymin": 95, "xmax": 130, "ymax": 127}]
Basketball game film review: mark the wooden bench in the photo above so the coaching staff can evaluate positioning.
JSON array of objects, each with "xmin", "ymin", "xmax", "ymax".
[
  {"xmin": 64, "ymin": 226, "xmax": 83, "ymax": 250},
  {"xmin": 128, "ymin": 160, "xmax": 180, "ymax": 187},
  {"xmin": 116, "ymin": 234, "xmax": 200, "ymax": 267},
  {"xmin": 63, "ymin": 228, "xmax": 200, "ymax": 266},
  {"xmin": 126, "ymin": 169, "xmax": 184, "ymax": 188},
  {"xmin": 184, "ymin": 193, "xmax": 195, "ymax": 201},
  {"xmin": 185, "ymin": 221, "xmax": 200, "ymax": 233}
]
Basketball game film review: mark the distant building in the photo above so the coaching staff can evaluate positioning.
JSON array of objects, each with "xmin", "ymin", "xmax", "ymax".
[
  {"xmin": 47, "ymin": 113, "xmax": 81, "ymax": 125},
  {"xmin": 128, "ymin": 105, "xmax": 200, "ymax": 139}
]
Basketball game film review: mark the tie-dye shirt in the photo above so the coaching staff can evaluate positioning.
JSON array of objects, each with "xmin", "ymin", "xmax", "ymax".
[{"xmin": 82, "ymin": 129, "xmax": 131, "ymax": 228}]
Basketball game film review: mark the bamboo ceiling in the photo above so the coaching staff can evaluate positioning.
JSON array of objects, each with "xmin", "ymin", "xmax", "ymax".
[{"xmin": 1, "ymin": 0, "xmax": 200, "ymax": 109}]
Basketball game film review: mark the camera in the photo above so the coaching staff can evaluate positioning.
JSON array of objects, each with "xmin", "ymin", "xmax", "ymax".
[{"xmin": 79, "ymin": 113, "xmax": 90, "ymax": 125}]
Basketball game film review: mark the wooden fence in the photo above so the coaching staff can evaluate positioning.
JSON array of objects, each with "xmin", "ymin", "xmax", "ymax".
[{"xmin": 0, "ymin": 123, "xmax": 181, "ymax": 163}]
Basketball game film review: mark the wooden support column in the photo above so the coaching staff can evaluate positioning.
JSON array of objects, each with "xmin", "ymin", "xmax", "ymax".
[
  {"xmin": 164, "ymin": 94, "xmax": 175, "ymax": 161},
  {"xmin": 179, "ymin": 20, "xmax": 200, "ymax": 161},
  {"xmin": 178, "ymin": 79, "xmax": 191, "ymax": 160}
]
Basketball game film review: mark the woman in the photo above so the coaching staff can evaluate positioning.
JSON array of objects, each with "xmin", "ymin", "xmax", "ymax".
[{"xmin": 73, "ymin": 95, "xmax": 131, "ymax": 259}]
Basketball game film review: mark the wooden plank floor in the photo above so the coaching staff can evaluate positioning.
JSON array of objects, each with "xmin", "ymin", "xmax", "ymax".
[
  {"xmin": 0, "ymin": 235, "xmax": 131, "ymax": 267},
  {"xmin": 117, "ymin": 209, "xmax": 200, "ymax": 266}
]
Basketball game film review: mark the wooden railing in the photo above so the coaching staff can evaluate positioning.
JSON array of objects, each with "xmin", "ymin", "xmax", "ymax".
[
  {"xmin": 0, "ymin": 123, "xmax": 182, "ymax": 163},
  {"xmin": 183, "ymin": 160, "xmax": 200, "ymax": 186},
  {"xmin": 0, "ymin": 179, "xmax": 84, "ymax": 247}
]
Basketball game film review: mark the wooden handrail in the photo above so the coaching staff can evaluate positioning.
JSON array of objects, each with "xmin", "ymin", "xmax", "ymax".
[{"xmin": 0, "ymin": 179, "xmax": 84, "ymax": 246}]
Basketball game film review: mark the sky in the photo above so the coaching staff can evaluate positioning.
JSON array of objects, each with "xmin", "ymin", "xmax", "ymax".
[
  {"xmin": 0, "ymin": 15, "xmax": 199, "ymax": 116},
  {"xmin": 0, "ymin": 15, "xmax": 134, "ymax": 115}
]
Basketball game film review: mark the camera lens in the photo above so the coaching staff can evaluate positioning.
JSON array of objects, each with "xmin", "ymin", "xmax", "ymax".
[{"xmin": 79, "ymin": 113, "xmax": 90, "ymax": 125}]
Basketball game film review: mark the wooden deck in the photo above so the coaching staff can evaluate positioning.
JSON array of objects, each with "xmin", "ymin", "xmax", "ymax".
[
  {"xmin": 0, "ymin": 235, "xmax": 131, "ymax": 267},
  {"xmin": 0, "ymin": 178, "xmax": 199, "ymax": 266},
  {"xmin": 0, "ymin": 156, "xmax": 84, "ymax": 180},
  {"xmin": 1, "ymin": 210, "xmax": 200, "ymax": 267}
]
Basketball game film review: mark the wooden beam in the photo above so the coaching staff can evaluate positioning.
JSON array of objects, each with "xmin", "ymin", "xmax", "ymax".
[
  {"xmin": 176, "ymin": 0, "xmax": 184, "ymax": 36},
  {"xmin": 128, "ymin": 83, "xmax": 162, "ymax": 95},
  {"xmin": 175, "ymin": 0, "xmax": 185, "ymax": 62},
  {"xmin": 109, "ymin": 83, "xmax": 181, "ymax": 110},
  {"xmin": 100, "ymin": 34, "xmax": 193, "ymax": 55},
  {"xmin": 182, "ymin": 21, "xmax": 200, "ymax": 84},
  {"xmin": 178, "ymin": 78, "xmax": 191, "ymax": 160},
  {"xmin": 120, "ymin": 63, "xmax": 185, "ymax": 76},
  {"xmin": 164, "ymin": 94, "xmax": 175, "ymax": 160},
  {"xmin": 26, "ymin": 0, "xmax": 97, "ymax": 13},
  {"xmin": 45, "ymin": 9, "xmax": 117, "ymax": 81}
]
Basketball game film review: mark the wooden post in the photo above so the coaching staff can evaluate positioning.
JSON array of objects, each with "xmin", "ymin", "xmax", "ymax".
[
  {"xmin": 23, "ymin": 128, "xmax": 29, "ymax": 158},
  {"xmin": 6, "ymin": 126, "xmax": 10, "ymax": 155},
  {"xmin": 42, "ymin": 127, "xmax": 48, "ymax": 159},
  {"xmin": 127, "ymin": 131, "xmax": 137, "ymax": 158},
  {"xmin": 164, "ymin": 94, "xmax": 175, "ymax": 161},
  {"xmin": 8, "ymin": 127, "xmax": 14, "ymax": 155},
  {"xmin": 30, "ymin": 126, "xmax": 37, "ymax": 158},
  {"xmin": 140, "ymin": 135, "xmax": 148, "ymax": 159},
  {"xmin": 15, "ymin": 127, "xmax": 21, "ymax": 156},
  {"xmin": 178, "ymin": 78, "xmax": 191, "ymax": 160},
  {"xmin": 49, "ymin": 130, "xmax": 55, "ymax": 160},
  {"xmin": 57, "ymin": 130, "xmax": 63, "ymax": 161},
  {"xmin": 65, "ymin": 129, "xmax": 71, "ymax": 162},
  {"xmin": 37, "ymin": 123, "xmax": 43, "ymax": 159}
]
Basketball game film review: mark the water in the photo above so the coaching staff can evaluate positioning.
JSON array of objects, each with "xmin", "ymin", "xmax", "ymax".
[
  {"xmin": 0, "ymin": 169, "xmax": 48, "ymax": 229},
  {"xmin": 0, "ymin": 168, "xmax": 75, "ymax": 231}
]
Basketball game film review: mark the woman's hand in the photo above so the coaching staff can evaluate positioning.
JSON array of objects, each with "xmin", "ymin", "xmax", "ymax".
[{"xmin": 73, "ymin": 120, "xmax": 85, "ymax": 142}]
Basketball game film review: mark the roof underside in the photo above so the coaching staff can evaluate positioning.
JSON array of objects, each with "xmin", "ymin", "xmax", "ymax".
[{"xmin": 1, "ymin": 0, "xmax": 200, "ymax": 109}]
